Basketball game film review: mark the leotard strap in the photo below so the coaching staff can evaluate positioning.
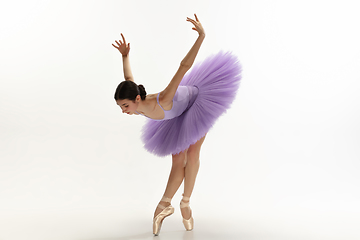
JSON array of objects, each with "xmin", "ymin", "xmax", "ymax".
[
  {"xmin": 134, "ymin": 93, "xmax": 164, "ymax": 120},
  {"xmin": 156, "ymin": 93, "xmax": 165, "ymax": 111}
]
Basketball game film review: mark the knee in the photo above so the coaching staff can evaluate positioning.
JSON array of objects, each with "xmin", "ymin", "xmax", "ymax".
[
  {"xmin": 186, "ymin": 135, "xmax": 205, "ymax": 165},
  {"xmin": 186, "ymin": 148, "xmax": 200, "ymax": 165},
  {"xmin": 172, "ymin": 151, "xmax": 187, "ymax": 167}
]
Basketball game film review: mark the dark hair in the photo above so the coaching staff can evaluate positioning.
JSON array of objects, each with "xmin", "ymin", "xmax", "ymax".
[{"xmin": 114, "ymin": 81, "xmax": 147, "ymax": 101}]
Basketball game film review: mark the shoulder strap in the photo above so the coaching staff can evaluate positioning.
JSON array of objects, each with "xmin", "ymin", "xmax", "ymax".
[{"xmin": 156, "ymin": 93, "xmax": 165, "ymax": 111}]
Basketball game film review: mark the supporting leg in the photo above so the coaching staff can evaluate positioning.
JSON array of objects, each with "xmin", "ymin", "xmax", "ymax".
[
  {"xmin": 181, "ymin": 134, "xmax": 206, "ymax": 220},
  {"xmin": 153, "ymin": 150, "xmax": 187, "ymax": 218}
]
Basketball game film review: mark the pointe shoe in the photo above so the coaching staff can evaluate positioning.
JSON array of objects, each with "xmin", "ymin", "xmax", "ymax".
[
  {"xmin": 180, "ymin": 195, "xmax": 194, "ymax": 231},
  {"xmin": 153, "ymin": 196, "xmax": 174, "ymax": 236}
]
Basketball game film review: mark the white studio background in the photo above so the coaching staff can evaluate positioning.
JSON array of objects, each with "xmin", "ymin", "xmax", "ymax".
[{"xmin": 1, "ymin": 0, "xmax": 359, "ymax": 240}]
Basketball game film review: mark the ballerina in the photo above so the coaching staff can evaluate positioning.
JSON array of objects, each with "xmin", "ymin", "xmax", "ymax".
[{"xmin": 112, "ymin": 14, "xmax": 241, "ymax": 236}]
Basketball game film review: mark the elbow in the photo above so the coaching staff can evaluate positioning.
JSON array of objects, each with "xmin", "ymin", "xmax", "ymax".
[{"xmin": 180, "ymin": 61, "xmax": 192, "ymax": 70}]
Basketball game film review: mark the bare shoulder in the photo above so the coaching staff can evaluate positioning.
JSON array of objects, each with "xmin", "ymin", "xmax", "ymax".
[
  {"xmin": 146, "ymin": 93, "xmax": 157, "ymax": 102},
  {"xmin": 147, "ymin": 92, "xmax": 171, "ymax": 110},
  {"xmin": 158, "ymin": 90, "xmax": 173, "ymax": 106},
  {"xmin": 157, "ymin": 91, "xmax": 173, "ymax": 110},
  {"xmin": 144, "ymin": 93, "xmax": 157, "ymax": 110}
]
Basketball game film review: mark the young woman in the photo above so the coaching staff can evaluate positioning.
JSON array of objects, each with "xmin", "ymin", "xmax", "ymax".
[{"xmin": 112, "ymin": 14, "xmax": 241, "ymax": 236}]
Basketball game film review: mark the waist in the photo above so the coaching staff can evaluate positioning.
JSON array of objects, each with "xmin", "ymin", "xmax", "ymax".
[
  {"xmin": 184, "ymin": 86, "xmax": 199, "ymax": 111},
  {"xmin": 163, "ymin": 85, "xmax": 199, "ymax": 120}
]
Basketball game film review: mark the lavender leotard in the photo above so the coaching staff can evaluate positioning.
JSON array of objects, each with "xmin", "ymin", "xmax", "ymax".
[
  {"xmin": 137, "ymin": 86, "xmax": 199, "ymax": 120},
  {"xmin": 155, "ymin": 86, "xmax": 199, "ymax": 121}
]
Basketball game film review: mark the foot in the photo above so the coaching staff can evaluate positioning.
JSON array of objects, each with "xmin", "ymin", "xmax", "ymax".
[
  {"xmin": 180, "ymin": 196, "xmax": 193, "ymax": 231},
  {"xmin": 153, "ymin": 196, "xmax": 174, "ymax": 236},
  {"xmin": 154, "ymin": 201, "xmax": 171, "ymax": 219},
  {"xmin": 180, "ymin": 199, "xmax": 192, "ymax": 220}
]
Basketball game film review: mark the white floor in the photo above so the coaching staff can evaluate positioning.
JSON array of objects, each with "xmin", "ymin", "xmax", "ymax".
[
  {"xmin": 1, "ymin": 201, "xmax": 359, "ymax": 240},
  {"xmin": 1, "ymin": 120, "xmax": 359, "ymax": 240}
]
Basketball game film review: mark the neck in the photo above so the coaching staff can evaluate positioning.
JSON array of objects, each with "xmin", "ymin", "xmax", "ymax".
[{"xmin": 136, "ymin": 98, "xmax": 147, "ymax": 114}]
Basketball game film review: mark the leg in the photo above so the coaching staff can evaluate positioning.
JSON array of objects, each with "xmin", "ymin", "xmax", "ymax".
[
  {"xmin": 181, "ymin": 134, "xmax": 206, "ymax": 220},
  {"xmin": 154, "ymin": 150, "xmax": 187, "ymax": 218}
]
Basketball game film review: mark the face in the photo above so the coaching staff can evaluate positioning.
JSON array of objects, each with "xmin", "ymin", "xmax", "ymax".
[{"xmin": 116, "ymin": 95, "xmax": 140, "ymax": 115}]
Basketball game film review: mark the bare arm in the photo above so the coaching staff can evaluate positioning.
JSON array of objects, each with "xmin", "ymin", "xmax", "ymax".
[
  {"xmin": 121, "ymin": 55, "xmax": 134, "ymax": 81},
  {"xmin": 112, "ymin": 33, "xmax": 134, "ymax": 82},
  {"xmin": 160, "ymin": 14, "xmax": 205, "ymax": 104}
]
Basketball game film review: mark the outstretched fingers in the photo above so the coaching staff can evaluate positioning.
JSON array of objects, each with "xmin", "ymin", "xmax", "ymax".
[
  {"xmin": 186, "ymin": 14, "xmax": 204, "ymax": 35},
  {"xmin": 187, "ymin": 18, "xmax": 198, "ymax": 31},
  {"xmin": 121, "ymin": 33, "xmax": 126, "ymax": 45},
  {"xmin": 112, "ymin": 33, "xmax": 131, "ymax": 56},
  {"xmin": 112, "ymin": 41, "xmax": 120, "ymax": 49},
  {"xmin": 186, "ymin": 17, "xmax": 196, "ymax": 25},
  {"xmin": 187, "ymin": 14, "xmax": 200, "ymax": 24}
]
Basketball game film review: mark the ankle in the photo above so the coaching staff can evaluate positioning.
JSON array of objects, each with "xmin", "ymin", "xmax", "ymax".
[
  {"xmin": 158, "ymin": 195, "xmax": 172, "ymax": 207},
  {"xmin": 180, "ymin": 197, "xmax": 191, "ymax": 210},
  {"xmin": 181, "ymin": 195, "xmax": 190, "ymax": 203},
  {"xmin": 159, "ymin": 201, "xmax": 171, "ymax": 207}
]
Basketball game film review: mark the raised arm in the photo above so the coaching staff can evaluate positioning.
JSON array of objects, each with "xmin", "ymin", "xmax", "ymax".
[
  {"xmin": 160, "ymin": 14, "xmax": 205, "ymax": 104},
  {"xmin": 112, "ymin": 33, "xmax": 134, "ymax": 82}
]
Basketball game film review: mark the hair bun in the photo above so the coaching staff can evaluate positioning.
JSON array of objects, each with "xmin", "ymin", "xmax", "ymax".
[{"xmin": 138, "ymin": 84, "xmax": 147, "ymax": 100}]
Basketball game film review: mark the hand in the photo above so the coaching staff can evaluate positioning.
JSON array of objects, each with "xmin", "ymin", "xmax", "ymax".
[
  {"xmin": 112, "ymin": 33, "xmax": 130, "ymax": 56},
  {"xmin": 186, "ymin": 14, "xmax": 205, "ymax": 36}
]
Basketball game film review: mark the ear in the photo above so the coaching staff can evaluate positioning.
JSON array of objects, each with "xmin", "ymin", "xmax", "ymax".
[{"xmin": 136, "ymin": 95, "xmax": 141, "ymax": 102}]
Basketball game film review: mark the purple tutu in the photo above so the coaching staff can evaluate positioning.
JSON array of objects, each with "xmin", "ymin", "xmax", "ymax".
[{"xmin": 141, "ymin": 51, "xmax": 242, "ymax": 157}]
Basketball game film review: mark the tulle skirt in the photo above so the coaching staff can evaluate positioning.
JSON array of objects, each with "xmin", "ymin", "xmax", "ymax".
[{"xmin": 141, "ymin": 51, "xmax": 242, "ymax": 157}]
